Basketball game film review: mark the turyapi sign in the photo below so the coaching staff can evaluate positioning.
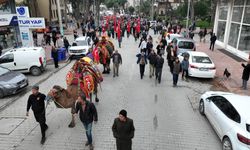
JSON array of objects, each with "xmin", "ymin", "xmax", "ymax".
[{"xmin": 18, "ymin": 18, "xmax": 45, "ymax": 28}]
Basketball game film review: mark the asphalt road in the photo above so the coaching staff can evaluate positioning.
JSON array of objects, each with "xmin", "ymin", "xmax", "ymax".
[{"xmin": 0, "ymin": 31, "xmax": 221, "ymax": 150}]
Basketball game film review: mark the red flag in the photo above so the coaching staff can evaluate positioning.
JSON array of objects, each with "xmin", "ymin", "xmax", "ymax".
[
  {"xmin": 136, "ymin": 18, "xmax": 140, "ymax": 33},
  {"xmin": 114, "ymin": 16, "xmax": 117, "ymax": 31},
  {"xmin": 117, "ymin": 19, "xmax": 121, "ymax": 39},
  {"xmin": 127, "ymin": 20, "xmax": 131, "ymax": 33},
  {"xmin": 92, "ymin": 46, "xmax": 100, "ymax": 64}
]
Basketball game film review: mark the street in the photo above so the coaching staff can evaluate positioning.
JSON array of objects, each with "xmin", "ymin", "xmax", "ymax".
[{"xmin": 0, "ymin": 31, "xmax": 222, "ymax": 150}]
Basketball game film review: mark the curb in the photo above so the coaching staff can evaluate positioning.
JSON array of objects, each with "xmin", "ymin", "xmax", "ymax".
[{"xmin": 0, "ymin": 59, "xmax": 72, "ymax": 112}]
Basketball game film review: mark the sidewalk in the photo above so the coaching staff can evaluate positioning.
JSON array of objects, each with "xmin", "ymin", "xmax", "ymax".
[{"xmin": 193, "ymin": 35, "xmax": 250, "ymax": 96}]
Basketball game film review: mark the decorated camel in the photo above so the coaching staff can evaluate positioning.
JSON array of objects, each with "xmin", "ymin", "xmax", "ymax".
[
  {"xmin": 96, "ymin": 36, "xmax": 114, "ymax": 74},
  {"xmin": 46, "ymin": 57, "xmax": 103, "ymax": 128}
]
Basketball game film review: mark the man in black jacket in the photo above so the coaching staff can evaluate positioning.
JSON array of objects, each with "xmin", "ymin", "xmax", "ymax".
[
  {"xmin": 75, "ymin": 94, "xmax": 98, "ymax": 150},
  {"xmin": 111, "ymin": 50, "xmax": 122, "ymax": 77},
  {"xmin": 147, "ymin": 50, "xmax": 157, "ymax": 78},
  {"xmin": 210, "ymin": 33, "xmax": 217, "ymax": 51},
  {"xmin": 26, "ymin": 85, "xmax": 48, "ymax": 144},
  {"xmin": 155, "ymin": 54, "xmax": 164, "ymax": 83},
  {"xmin": 241, "ymin": 60, "xmax": 250, "ymax": 90},
  {"xmin": 112, "ymin": 110, "xmax": 135, "ymax": 150}
]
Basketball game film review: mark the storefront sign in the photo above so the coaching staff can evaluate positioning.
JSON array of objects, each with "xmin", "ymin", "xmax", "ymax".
[
  {"xmin": 16, "ymin": 6, "xmax": 30, "ymax": 18},
  {"xmin": 20, "ymin": 28, "xmax": 32, "ymax": 47},
  {"xmin": 18, "ymin": 18, "xmax": 45, "ymax": 28},
  {"xmin": 0, "ymin": 14, "xmax": 18, "ymax": 26}
]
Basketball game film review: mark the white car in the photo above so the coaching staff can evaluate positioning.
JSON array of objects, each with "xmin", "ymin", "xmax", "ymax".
[
  {"xmin": 178, "ymin": 51, "xmax": 216, "ymax": 78},
  {"xmin": 166, "ymin": 33, "xmax": 183, "ymax": 45},
  {"xmin": 69, "ymin": 36, "xmax": 92, "ymax": 58},
  {"xmin": 0, "ymin": 47, "xmax": 46, "ymax": 76},
  {"xmin": 199, "ymin": 91, "xmax": 250, "ymax": 150}
]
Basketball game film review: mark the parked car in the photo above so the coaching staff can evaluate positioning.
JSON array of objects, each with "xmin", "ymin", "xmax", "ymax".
[
  {"xmin": 178, "ymin": 51, "xmax": 216, "ymax": 78},
  {"xmin": 199, "ymin": 91, "xmax": 250, "ymax": 150},
  {"xmin": 166, "ymin": 33, "xmax": 183, "ymax": 45},
  {"xmin": 172, "ymin": 37, "xmax": 196, "ymax": 54},
  {"xmin": 68, "ymin": 36, "xmax": 92, "ymax": 59},
  {"xmin": 0, "ymin": 66, "xmax": 28, "ymax": 98},
  {"xmin": 0, "ymin": 47, "xmax": 47, "ymax": 76}
]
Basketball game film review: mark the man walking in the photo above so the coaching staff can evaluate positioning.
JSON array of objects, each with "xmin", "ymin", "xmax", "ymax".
[
  {"xmin": 147, "ymin": 50, "xmax": 157, "ymax": 78},
  {"xmin": 173, "ymin": 57, "xmax": 181, "ymax": 87},
  {"xmin": 75, "ymin": 94, "xmax": 98, "ymax": 150},
  {"xmin": 26, "ymin": 85, "xmax": 48, "ymax": 144},
  {"xmin": 155, "ymin": 54, "xmax": 164, "ymax": 84},
  {"xmin": 112, "ymin": 50, "xmax": 122, "ymax": 77},
  {"xmin": 181, "ymin": 55, "xmax": 189, "ymax": 81},
  {"xmin": 0, "ymin": 44, "xmax": 3, "ymax": 56},
  {"xmin": 112, "ymin": 109, "xmax": 135, "ymax": 150},
  {"xmin": 51, "ymin": 46, "xmax": 59, "ymax": 68},
  {"xmin": 63, "ymin": 37, "xmax": 70, "ymax": 52},
  {"xmin": 136, "ymin": 52, "xmax": 147, "ymax": 79},
  {"xmin": 210, "ymin": 33, "xmax": 217, "ymax": 51}
]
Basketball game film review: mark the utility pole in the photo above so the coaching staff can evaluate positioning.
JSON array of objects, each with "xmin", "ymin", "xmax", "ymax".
[
  {"xmin": 186, "ymin": 0, "xmax": 190, "ymax": 31},
  {"xmin": 151, "ymin": 0, "xmax": 154, "ymax": 20},
  {"xmin": 56, "ymin": 0, "xmax": 64, "ymax": 35}
]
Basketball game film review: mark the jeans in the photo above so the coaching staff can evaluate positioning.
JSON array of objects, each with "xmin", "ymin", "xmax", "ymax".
[
  {"xmin": 34, "ymin": 112, "xmax": 48, "ymax": 138},
  {"xmin": 83, "ymin": 122, "xmax": 93, "ymax": 144},
  {"xmin": 242, "ymin": 80, "xmax": 248, "ymax": 90},
  {"xmin": 113, "ymin": 63, "xmax": 120, "ymax": 76},
  {"xmin": 139, "ymin": 64, "xmax": 145, "ymax": 79},
  {"xmin": 173, "ymin": 73, "xmax": 179, "ymax": 86},
  {"xmin": 155, "ymin": 68, "xmax": 162, "ymax": 83},
  {"xmin": 182, "ymin": 69, "xmax": 188, "ymax": 79},
  {"xmin": 149, "ymin": 64, "xmax": 155, "ymax": 77},
  {"xmin": 210, "ymin": 42, "xmax": 215, "ymax": 51}
]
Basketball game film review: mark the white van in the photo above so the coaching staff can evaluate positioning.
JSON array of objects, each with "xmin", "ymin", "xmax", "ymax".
[{"xmin": 0, "ymin": 47, "xmax": 47, "ymax": 76}]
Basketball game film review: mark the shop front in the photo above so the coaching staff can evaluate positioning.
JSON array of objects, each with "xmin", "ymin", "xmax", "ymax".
[{"xmin": 214, "ymin": 0, "xmax": 250, "ymax": 60}]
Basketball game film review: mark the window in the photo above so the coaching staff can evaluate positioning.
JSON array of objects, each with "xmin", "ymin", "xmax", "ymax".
[
  {"xmin": 232, "ymin": 6, "xmax": 243, "ymax": 22},
  {"xmin": 238, "ymin": 25, "xmax": 250, "ymax": 51},
  {"xmin": 178, "ymin": 41, "xmax": 194, "ymax": 49},
  {"xmin": 192, "ymin": 56, "xmax": 212, "ymax": 64},
  {"xmin": 234, "ymin": 0, "xmax": 244, "ymax": 6},
  {"xmin": 243, "ymin": 6, "xmax": 250, "ymax": 24},
  {"xmin": 0, "ymin": 54, "xmax": 14, "ymax": 64},
  {"xmin": 228, "ymin": 23, "xmax": 240, "ymax": 48},
  {"xmin": 217, "ymin": 21, "xmax": 226, "ymax": 42},
  {"xmin": 212, "ymin": 96, "xmax": 241, "ymax": 123},
  {"xmin": 219, "ymin": 7, "xmax": 228, "ymax": 20}
]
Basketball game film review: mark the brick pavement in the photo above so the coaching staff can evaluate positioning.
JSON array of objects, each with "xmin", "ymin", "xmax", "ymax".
[
  {"xmin": 0, "ymin": 30, "xmax": 222, "ymax": 150},
  {"xmin": 193, "ymin": 35, "xmax": 250, "ymax": 96}
]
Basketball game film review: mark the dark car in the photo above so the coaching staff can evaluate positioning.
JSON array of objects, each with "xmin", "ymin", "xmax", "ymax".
[{"xmin": 0, "ymin": 66, "xmax": 28, "ymax": 98}]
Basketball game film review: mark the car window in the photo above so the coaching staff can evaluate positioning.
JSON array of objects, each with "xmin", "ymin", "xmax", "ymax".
[
  {"xmin": 211, "ymin": 96, "xmax": 241, "ymax": 123},
  {"xmin": 192, "ymin": 56, "xmax": 212, "ymax": 64},
  {"xmin": 0, "ymin": 54, "xmax": 14, "ymax": 64},
  {"xmin": 178, "ymin": 41, "xmax": 194, "ymax": 49},
  {"xmin": 76, "ymin": 40, "xmax": 88, "ymax": 46},
  {"xmin": 0, "ymin": 67, "xmax": 10, "ymax": 76},
  {"xmin": 247, "ymin": 124, "xmax": 250, "ymax": 132}
]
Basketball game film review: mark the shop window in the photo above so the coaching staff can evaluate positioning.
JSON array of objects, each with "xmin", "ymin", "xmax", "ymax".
[
  {"xmin": 228, "ymin": 23, "xmax": 240, "ymax": 48},
  {"xmin": 234, "ymin": 0, "xmax": 244, "ymax": 6},
  {"xmin": 219, "ymin": 7, "xmax": 228, "ymax": 20},
  {"xmin": 243, "ymin": 6, "xmax": 250, "ymax": 24},
  {"xmin": 232, "ymin": 6, "xmax": 243, "ymax": 23},
  {"xmin": 238, "ymin": 25, "xmax": 250, "ymax": 51},
  {"xmin": 217, "ymin": 21, "xmax": 226, "ymax": 42}
]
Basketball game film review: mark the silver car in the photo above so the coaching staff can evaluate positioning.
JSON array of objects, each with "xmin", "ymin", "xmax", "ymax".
[
  {"xmin": 172, "ymin": 37, "xmax": 196, "ymax": 55},
  {"xmin": 0, "ymin": 66, "xmax": 28, "ymax": 98}
]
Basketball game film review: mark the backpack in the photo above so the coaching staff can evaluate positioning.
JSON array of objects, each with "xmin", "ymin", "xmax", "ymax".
[{"xmin": 140, "ymin": 55, "xmax": 145, "ymax": 65}]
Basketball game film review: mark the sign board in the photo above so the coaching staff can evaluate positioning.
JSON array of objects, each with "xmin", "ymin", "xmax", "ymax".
[
  {"xmin": 20, "ymin": 28, "xmax": 33, "ymax": 47},
  {"xmin": 16, "ymin": 6, "xmax": 30, "ymax": 18},
  {"xmin": 18, "ymin": 18, "xmax": 45, "ymax": 29},
  {"xmin": 0, "ymin": 14, "xmax": 18, "ymax": 26}
]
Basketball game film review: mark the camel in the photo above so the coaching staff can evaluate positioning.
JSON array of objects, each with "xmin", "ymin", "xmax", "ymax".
[{"xmin": 46, "ymin": 85, "xmax": 94, "ymax": 128}]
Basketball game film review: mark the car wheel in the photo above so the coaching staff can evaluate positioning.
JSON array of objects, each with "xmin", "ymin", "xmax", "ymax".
[
  {"xmin": 199, "ymin": 99, "xmax": 205, "ymax": 115},
  {"xmin": 222, "ymin": 137, "xmax": 233, "ymax": 150},
  {"xmin": 30, "ymin": 66, "xmax": 42, "ymax": 76},
  {"xmin": 0, "ymin": 89, "xmax": 4, "ymax": 98}
]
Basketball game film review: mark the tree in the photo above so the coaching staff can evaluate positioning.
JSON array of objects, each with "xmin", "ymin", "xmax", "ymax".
[
  {"xmin": 128, "ymin": 6, "xmax": 135, "ymax": 15},
  {"xmin": 140, "ymin": 0, "xmax": 151, "ymax": 16},
  {"xmin": 194, "ymin": 1, "xmax": 209, "ymax": 18}
]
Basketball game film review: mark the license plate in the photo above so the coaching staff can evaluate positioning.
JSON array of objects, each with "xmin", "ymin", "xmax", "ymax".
[{"xmin": 199, "ymin": 68, "xmax": 208, "ymax": 71}]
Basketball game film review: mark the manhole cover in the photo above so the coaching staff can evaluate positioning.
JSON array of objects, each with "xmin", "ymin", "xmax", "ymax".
[{"xmin": 0, "ymin": 117, "xmax": 25, "ymax": 135}]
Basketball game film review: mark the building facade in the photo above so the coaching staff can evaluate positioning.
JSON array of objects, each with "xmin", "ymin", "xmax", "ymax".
[
  {"xmin": 214, "ymin": 0, "xmax": 250, "ymax": 60},
  {"xmin": 0, "ymin": 0, "xmax": 20, "ymax": 49}
]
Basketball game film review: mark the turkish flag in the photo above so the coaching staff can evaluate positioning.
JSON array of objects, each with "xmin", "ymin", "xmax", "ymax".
[
  {"xmin": 117, "ymin": 20, "xmax": 121, "ymax": 39},
  {"xmin": 114, "ymin": 16, "xmax": 117, "ymax": 31},
  {"xmin": 92, "ymin": 46, "xmax": 100, "ymax": 64}
]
